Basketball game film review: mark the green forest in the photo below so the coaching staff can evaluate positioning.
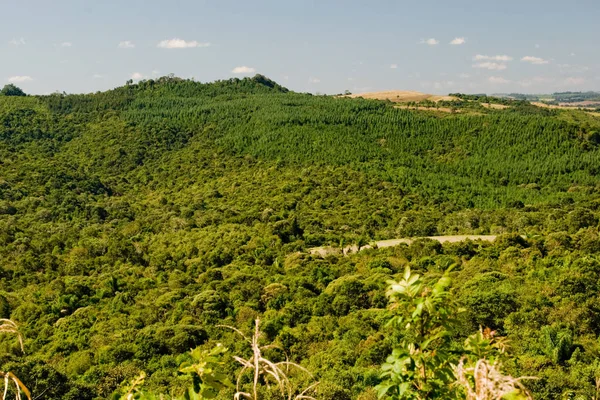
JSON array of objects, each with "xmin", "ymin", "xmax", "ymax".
[{"xmin": 1, "ymin": 75, "xmax": 600, "ymax": 399}]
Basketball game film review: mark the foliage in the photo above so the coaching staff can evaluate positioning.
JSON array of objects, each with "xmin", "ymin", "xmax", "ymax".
[
  {"xmin": 0, "ymin": 320, "xmax": 30, "ymax": 400},
  {"xmin": 0, "ymin": 75, "xmax": 599, "ymax": 398},
  {"xmin": 221, "ymin": 319, "xmax": 317, "ymax": 400},
  {"xmin": 377, "ymin": 267, "xmax": 457, "ymax": 399},
  {"xmin": 378, "ymin": 269, "xmax": 534, "ymax": 400},
  {"xmin": 179, "ymin": 344, "xmax": 234, "ymax": 399},
  {"xmin": 0, "ymin": 85, "xmax": 26, "ymax": 97}
]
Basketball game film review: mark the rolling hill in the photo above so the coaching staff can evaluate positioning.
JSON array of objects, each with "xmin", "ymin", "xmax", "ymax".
[{"xmin": 0, "ymin": 75, "xmax": 600, "ymax": 399}]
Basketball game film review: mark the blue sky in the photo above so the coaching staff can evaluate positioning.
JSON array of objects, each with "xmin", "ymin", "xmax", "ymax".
[{"xmin": 2, "ymin": 0, "xmax": 599, "ymax": 95}]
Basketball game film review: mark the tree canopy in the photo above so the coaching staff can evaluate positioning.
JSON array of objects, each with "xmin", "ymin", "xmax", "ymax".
[{"xmin": 0, "ymin": 76, "xmax": 599, "ymax": 399}]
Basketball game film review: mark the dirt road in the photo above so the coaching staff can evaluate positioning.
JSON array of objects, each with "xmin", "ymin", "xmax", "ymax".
[{"xmin": 308, "ymin": 235, "xmax": 498, "ymax": 257}]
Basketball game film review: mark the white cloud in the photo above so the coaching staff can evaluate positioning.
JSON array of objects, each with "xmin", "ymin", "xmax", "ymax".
[
  {"xmin": 9, "ymin": 38, "xmax": 25, "ymax": 47},
  {"xmin": 152, "ymin": 70, "xmax": 160, "ymax": 76},
  {"xmin": 564, "ymin": 77, "xmax": 585, "ymax": 86},
  {"xmin": 558, "ymin": 64, "xmax": 589, "ymax": 73},
  {"xmin": 488, "ymin": 76, "xmax": 510, "ymax": 84},
  {"xmin": 309, "ymin": 77, "xmax": 321, "ymax": 83},
  {"xmin": 157, "ymin": 38, "xmax": 210, "ymax": 49},
  {"xmin": 535, "ymin": 44, "xmax": 540, "ymax": 49},
  {"xmin": 420, "ymin": 38, "xmax": 439, "ymax": 46},
  {"xmin": 8, "ymin": 76, "xmax": 33, "ymax": 83},
  {"xmin": 459, "ymin": 73, "xmax": 470, "ymax": 79},
  {"xmin": 231, "ymin": 66, "xmax": 256, "ymax": 74},
  {"xmin": 92, "ymin": 74, "xmax": 104, "ymax": 79},
  {"xmin": 390, "ymin": 64, "xmax": 398, "ymax": 69},
  {"xmin": 570, "ymin": 52, "xmax": 576, "ymax": 57},
  {"xmin": 473, "ymin": 62, "xmax": 507, "ymax": 71},
  {"xmin": 450, "ymin": 37, "xmax": 466, "ymax": 45},
  {"xmin": 131, "ymin": 72, "xmax": 144, "ymax": 80},
  {"xmin": 474, "ymin": 54, "xmax": 513, "ymax": 61},
  {"xmin": 118, "ymin": 41, "xmax": 135, "ymax": 49},
  {"xmin": 521, "ymin": 56, "xmax": 549, "ymax": 65},
  {"xmin": 61, "ymin": 42, "xmax": 72, "ymax": 47}
]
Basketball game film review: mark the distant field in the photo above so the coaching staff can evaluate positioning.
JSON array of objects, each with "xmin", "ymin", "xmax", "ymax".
[
  {"xmin": 481, "ymin": 103, "xmax": 510, "ymax": 109},
  {"xmin": 344, "ymin": 90, "xmax": 457, "ymax": 103},
  {"xmin": 533, "ymin": 101, "xmax": 597, "ymax": 111}
]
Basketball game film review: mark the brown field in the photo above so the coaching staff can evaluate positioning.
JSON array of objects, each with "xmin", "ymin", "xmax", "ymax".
[
  {"xmin": 532, "ymin": 102, "xmax": 564, "ymax": 109},
  {"xmin": 559, "ymin": 101, "xmax": 600, "ymax": 107},
  {"xmin": 533, "ymin": 102, "xmax": 600, "ymax": 117},
  {"xmin": 533, "ymin": 102, "xmax": 598, "ymax": 111},
  {"xmin": 481, "ymin": 103, "xmax": 509, "ymax": 110},
  {"xmin": 344, "ymin": 90, "xmax": 458, "ymax": 103}
]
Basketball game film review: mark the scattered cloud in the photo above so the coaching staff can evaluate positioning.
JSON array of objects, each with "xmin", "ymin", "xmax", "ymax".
[
  {"xmin": 92, "ymin": 74, "xmax": 104, "ymax": 79},
  {"xmin": 131, "ymin": 72, "xmax": 144, "ymax": 80},
  {"xmin": 473, "ymin": 62, "xmax": 507, "ymax": 71},
  {"xmin": 231, "ymin": 66, "xmax": 256, "ymax": 74},
  {"xmin": 420, "ymin": 38, "xmax": 439, "ymax": 46},
  {"xmin": 118, "ymin": 41, "xmax": 135, "ymax": 49},
  {"xmin": 558, "ymin": 64, "xmax": 589, "ymax": 73},
  {"xmin": 474, "ymin": 54, "xmax": 513, "ymax": 61},
  {"xmin": 157, "ymin": 38, "xmax": 210, "ymax": 49},
  {"xmin": 450, "ymin": 37, "xmax": 466, "ymax": 45},
  {"xmin": 390, "ymin": 64, "xmax": 398, "ymax": 69},
  {"xmin": 521, "ymin": 56, "xmax": 549, "ymax": 65},
  {"xmin": 488, "ymin": 76, "xmax": 510, "ymax": 84},
  {"xmin": 9, "ymin": 38, "xmax": 26, "ymax": 47},
  {"xmin": 570, "ymin": 52, "xmax": 576, "ymax": 57},
  {"xmin": 8, "ymin": 76, "xmax": 33, "ymax": 83},
  {"xmin": 308, "ymin": 77, "xmax": 321, "ymax": 83},
  {"xmin": 564, "ymin": 77, "xmax": 585, "ymax": 86},
  {"xmin": 459, "ymin": 73, "xmax": 471, "ymax": 79},
  {"xmin": 61, "ymin": 42, "xmax": 72, "ymax": 47}
]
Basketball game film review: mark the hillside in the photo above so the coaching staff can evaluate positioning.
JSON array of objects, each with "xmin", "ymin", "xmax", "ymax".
[{"xmin": 1, "ymin": 75, "xmax": 600, "ymax": 399}]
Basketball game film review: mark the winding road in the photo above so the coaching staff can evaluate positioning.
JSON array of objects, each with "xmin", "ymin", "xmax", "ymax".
[{"xmin": 308, "ymin": 235, "xmax": 498, "ymax": 257}]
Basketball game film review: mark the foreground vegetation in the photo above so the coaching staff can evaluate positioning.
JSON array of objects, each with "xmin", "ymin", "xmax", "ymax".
[{"xmin": 0, "ymin": 76, "xmax": 600, "ymax": 398}]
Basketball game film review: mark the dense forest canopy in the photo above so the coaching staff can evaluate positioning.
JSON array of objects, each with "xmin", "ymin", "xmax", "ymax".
[{"xmin": 1, "ymin": 75, "xmax": 600, "ymax": 399}]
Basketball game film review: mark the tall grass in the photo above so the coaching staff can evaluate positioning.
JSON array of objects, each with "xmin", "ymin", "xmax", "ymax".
[{"xmin": 0, "ymin": 319, "xmax": 30, "ymax": 400}]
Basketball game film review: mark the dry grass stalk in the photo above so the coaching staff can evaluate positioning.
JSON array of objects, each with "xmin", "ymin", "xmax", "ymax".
[
  {"xmin": 0, "ymin": 320, "xmax": 31, "ymax": 400},
  {"xmin": 123, "ymin": 372, "xmax": 146, "ymax": 400},
  {"xmin": 0, "ymin": 320, "xmax": 23, "ymax": 353},
  {"xmin": 455, "ymin": 357, "xmax": 534, "ymax": 400},
  {"xmin": 0, "ymin": 372, "xmax": 31, "ymax": 400},
  {"xmin": 220, "ymin": 319, "xmax": 318, "ymax": 400}
]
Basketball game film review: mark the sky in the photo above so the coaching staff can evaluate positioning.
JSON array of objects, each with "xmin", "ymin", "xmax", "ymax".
[{"xmin": 2, "ymin": 0, "xmax": 599, "ymax": 95}]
